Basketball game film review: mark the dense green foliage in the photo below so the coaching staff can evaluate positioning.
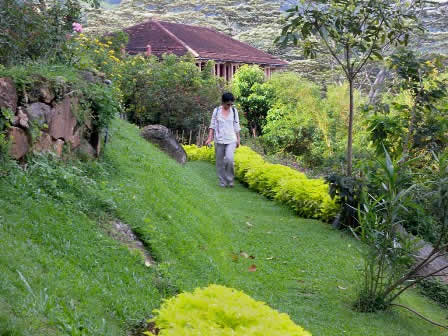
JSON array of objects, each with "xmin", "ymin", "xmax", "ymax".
[
  {"xmin": 262, "ymin": 73, "xmax": 366, "ymax": 167},
  {"xmin": 418, "ymin": 279, "xmax": 448, "ymax": 309},
  {"xmin": 278, "ymin": 0, "xmax": 424, "ymax": 175},
  {"xmin": 355, "ymin": 150, "xmax": 448, "ymax": 312},
  {"xmin": 184, "ymin": 144, "xmax": 339, "ymax": 221},
  {"xmin": 365, "ymin": 50, "xmax": 448, "ymax": 160},
  {"xmin": 0, "ymin": 0, "xmax": 96, "ymax": 65},
  {"xmin": 126, "ymin": 55, "xmax": 224, "ymax": 131},
  {"xmin": 151, "ymin": 285, "xmax": 311, "ymax": 336},
  {"xmin": 232, "ymin": 65, "xmax": 274, "ymax": 136}
]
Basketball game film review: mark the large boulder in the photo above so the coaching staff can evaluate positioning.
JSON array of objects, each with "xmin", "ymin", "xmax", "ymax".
[
  {"xmin": 48, "ymin": 97, "xmax": 77, "ymax": 141},
  {"xmin": 0, "ymin": 77, "xmax": 17, "ymax": 113},
  {"xmin": 8, "ymin": 127, "xmax": 29, "ymax": 159},
  {"xmin": 25, "ymin": 102, "xmax": 51, "ymax": 127},
  {"xmin": 141, "ymin": 125, "xmax": 187, "ymax": 164}
]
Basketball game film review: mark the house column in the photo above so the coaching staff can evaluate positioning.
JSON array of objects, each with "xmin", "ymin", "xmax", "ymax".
[
  {"xmin": 228, "ymin": 63, "xmax": 233, "ymax": 81},
  {"xmin": 264, "ymin": 66, "xmax": 272, "ymax": 79},
  {"xmin": 223, "ymin": 63, "xmax": 227, "ymax": 81}
]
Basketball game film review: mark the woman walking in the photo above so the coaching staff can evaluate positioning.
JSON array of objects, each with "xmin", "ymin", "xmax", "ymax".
[{"xmin": 205, "ymin": 92, "xmax": 241, "ymax": 187}]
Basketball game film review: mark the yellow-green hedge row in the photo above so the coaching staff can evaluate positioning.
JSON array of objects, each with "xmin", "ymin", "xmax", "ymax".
[
  {"xmin": 183, "ymin": 145, "xmax": 339, "ymax": 221},
  {"xmin": 148, "ymin": 284, "xmax": 312, "ymax": 336}
]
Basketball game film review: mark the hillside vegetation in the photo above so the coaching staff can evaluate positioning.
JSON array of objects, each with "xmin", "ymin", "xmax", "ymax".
[{"xmin": 1, "ymin": 118, "xmax": 446, "ymax": 335}]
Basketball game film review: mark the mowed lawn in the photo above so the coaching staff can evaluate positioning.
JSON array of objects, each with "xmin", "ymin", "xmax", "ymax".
[
  {"xmin": 105, "ymin": 119, "xmax": 447, "ymax": 336},
  {"xmin": 0, "ymin": 118, "xmax": 446, "ymax": 335}
]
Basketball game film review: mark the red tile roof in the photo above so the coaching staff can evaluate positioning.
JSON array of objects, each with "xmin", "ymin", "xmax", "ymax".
[{"xmin": 124, "ymin": 20, "xmax": 288, "ymax": 67}]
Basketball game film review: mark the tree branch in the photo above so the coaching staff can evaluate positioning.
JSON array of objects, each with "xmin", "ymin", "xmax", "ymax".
[
  {"xmin": 315, "ymin": 24, "xmax": 349, "ymax": 78},
  {"xmin": 353, "ymin": 15, "xmax": 386, "ymax": 77},
  {"xmin": 388, "ymin": 264, "xmax": 448, "ymax": 303},
  {"xmin": 390, "ymin": 304, "xmax": 448, "ymax": 330}
]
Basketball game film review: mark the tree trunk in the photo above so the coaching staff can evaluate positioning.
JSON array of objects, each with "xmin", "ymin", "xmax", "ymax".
[
  {"xmin": 347, "ymin": 79, "xmax": 354, "ymax": 176},
  {"xmin": 368, "ymin": 68, "xmax": 387, "ymax": 105}
]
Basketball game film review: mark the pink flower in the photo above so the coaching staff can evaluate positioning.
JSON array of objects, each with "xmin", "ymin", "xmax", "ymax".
[{"xmin": 72, "ymin": 22, "xmax": 83, "ymax": 33}]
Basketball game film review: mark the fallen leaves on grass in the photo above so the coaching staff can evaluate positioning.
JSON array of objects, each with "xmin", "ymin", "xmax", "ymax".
[
  {"xmin": 248, "ymin": 264, "xmax": 257, "ymax": 272},
  {"xmin": 240, "ymin": 251, "xmax": 255, "ymax": 259}
]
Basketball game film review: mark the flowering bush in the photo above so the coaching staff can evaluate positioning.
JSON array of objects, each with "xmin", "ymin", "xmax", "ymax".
[
  {"xmin": 0, "ymin": 0, "xmax": 86, "ymax": 65},
  {"xmin": 148, "ymin": 285, "xmax": 311, "ymax": 336},
  {"xmin": 60, "ymin": 32, "xmax": 126, "ymax": 80},
  {"xmin": 183, "ymin": 144, "xmax": 339, "ymax": 221}
]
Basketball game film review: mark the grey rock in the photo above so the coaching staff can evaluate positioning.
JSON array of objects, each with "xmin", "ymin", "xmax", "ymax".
[
  {"xmin": 141, "ymin": 124, "xmax": 187, "ymax": 164},
  {"xmin": 25, "ymin": 102, "xmax": 51, "ymax": 127}
]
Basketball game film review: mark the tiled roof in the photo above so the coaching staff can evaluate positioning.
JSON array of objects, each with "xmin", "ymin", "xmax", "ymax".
[{"xmin": 124, "ymin": 20, "xmax": 288, "ymax": 66}]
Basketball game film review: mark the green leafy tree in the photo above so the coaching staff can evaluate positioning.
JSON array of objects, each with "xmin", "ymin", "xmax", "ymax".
[
  {"xmin": 365, "ymin": 50, "xmax": 448, "ymax": 161},
  {"xmin": 128, "ymin": 54, "xmax": 224, "ymax": 132},
  {"xmin": 232, "ymin": 65, "xmax": 274, "ymax": 136},
  {"xmin": 278, "ymin": 0, "xmax": 424, "ymax": 175},
  {"xmin": 262, "ymin": 72, "xmax": 321, "ymax": 158}
]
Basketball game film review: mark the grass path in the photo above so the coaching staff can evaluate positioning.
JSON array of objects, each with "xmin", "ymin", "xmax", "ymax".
[{"xmin": 106, "ymin": 120, "xmax": 447, "ymax": 336}]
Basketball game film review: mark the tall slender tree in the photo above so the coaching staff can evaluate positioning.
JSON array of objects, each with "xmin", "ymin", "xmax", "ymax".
[{"xmin": 277, "ymin": 0, "xmax": 425, "ymax": 175}]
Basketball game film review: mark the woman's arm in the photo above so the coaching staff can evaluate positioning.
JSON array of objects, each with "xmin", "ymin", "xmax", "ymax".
[
  {"xmin": 205, "ymin": 128, "xmax": 214, "ymax": 146},
  {"xmin": 206, "ymin": 108, "xmax": 217, "ymax": 146},
  {"xmin": 234, "ymin": 108, "xmax": 241, "ymax": 147}
]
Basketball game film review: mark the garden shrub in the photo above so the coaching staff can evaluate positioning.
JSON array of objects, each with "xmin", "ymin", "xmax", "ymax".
[
  {"xmin": 149, "ymin": 284, "xmax": 311, "ymax": 336},
  {"xmin": 122, "ymin": 54, "xmax": 224, "ymax": 132},
  {"xmin": 183, "ymin": 144, "xmax": 339, "ymax": 221}
]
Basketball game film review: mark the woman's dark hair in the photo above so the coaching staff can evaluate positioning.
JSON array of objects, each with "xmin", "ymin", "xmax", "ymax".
[{"xmin": 222, "ymin": 92, "xmax": 235, "ymax": 103}]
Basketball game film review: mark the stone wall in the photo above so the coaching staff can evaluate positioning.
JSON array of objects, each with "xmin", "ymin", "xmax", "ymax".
[{"xmin": 0, "ymin": 75, "xmax": 100, "ymax": 160}]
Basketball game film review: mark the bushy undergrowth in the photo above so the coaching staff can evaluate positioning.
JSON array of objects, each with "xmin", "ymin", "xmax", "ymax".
[
  {"xmin": 150, "ymin": 285, "xmax": 311, "ymax": 336},
  {"xmin": 183, "ymin": 144, "xmax": 339, "ymax": 221},
  {"xmin": 418, "ymin": 278, "xmax": 448, "ymax": 309}
]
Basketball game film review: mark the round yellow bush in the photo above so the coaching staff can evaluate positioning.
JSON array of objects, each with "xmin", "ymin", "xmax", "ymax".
[{"xmin": 148, "ymin": 284, "xmax": 312, "ymax": 336}]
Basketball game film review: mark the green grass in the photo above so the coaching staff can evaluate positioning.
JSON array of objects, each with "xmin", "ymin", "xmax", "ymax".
[
  {"xmin": 0, "ymin": 118, "xmax": 446, "ymax": 335},
  {"xmin": 0, "ymin": 156, "xmax": 161, "ymax": 335},
  {"xmin": 104, "ymin": 119, "xmax": 447, "ymax": 336}
]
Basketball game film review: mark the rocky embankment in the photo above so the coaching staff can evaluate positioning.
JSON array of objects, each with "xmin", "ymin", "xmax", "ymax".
[{"xmin": 0, "ymin": 72, "xmax": 104, "ymax": 160}]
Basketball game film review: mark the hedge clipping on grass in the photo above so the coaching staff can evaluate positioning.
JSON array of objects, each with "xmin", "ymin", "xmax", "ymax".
[
  {"xmin": 148, "ymin": 284, "xmax": 312, "ymax": 336},
  {"xmin": 183, "ymin": 144, "xmax": 339, "ymax": 221}
]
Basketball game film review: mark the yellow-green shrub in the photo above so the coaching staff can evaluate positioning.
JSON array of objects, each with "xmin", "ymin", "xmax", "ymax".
[
  {"xmin": 149, "ymin": 284, "xmax": 311, "ymax": 336},
  {"xmin": 183, "ymin": 144, "xmax": 216, "ymax": 163},
  {"xmin": 184, "ymin": 144, "xmax": 339, "ymax": 221}
]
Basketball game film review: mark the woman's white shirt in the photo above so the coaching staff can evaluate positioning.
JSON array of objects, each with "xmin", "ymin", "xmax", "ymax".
[{"xmin": 209, "ymin": 106, "xmax": 241, "ymax": 144}]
